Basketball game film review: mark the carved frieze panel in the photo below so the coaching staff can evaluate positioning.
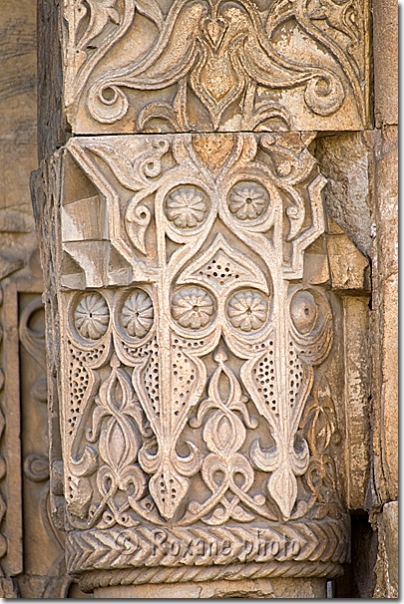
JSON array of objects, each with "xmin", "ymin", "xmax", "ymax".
[
  {"xmin": 50, "ymin": 133, "xmax": 353, "ymax": 587},
  {"xmin": 62, "ymin": 0, "xmax": 370, "ymax": 134}
]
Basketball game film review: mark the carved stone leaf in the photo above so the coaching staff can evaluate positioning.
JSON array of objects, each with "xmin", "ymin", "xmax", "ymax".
[
  {"xmin": 62, "ymin": 0, "xmax": 369, "ymax": 132},
  {"xmin": 80, "ymin": 0, "xmax": 120, "ymax": 50},
  {"xmin": 267, "ymin": 463, "xmax": 298, "ymax": 521},
  {"xmin": 148, "ymin": 465, "xmax": 190, "ymax": 521},
  {"xmin": 97, "ymin": 362, "xmax": 141, "ymax": 472},
  {"xmin": 134, "ymin": 0, "xmax": 163, "ymax": 29}
]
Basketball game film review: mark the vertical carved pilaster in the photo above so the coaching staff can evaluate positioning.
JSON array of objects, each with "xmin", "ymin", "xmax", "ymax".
[{"xmin": 34, "ymin": 0, "xmax": 371, "ymax": 597}]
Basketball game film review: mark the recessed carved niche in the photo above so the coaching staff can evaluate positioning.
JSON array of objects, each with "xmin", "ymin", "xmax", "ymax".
[{"xmin": 33, "ymin": 132, "xmax": 370, "ymax": 592}]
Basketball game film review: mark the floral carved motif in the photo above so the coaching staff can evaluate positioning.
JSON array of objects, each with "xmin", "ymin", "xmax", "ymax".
[
  {"xmin": 228, "ymin": 182, "xmax": 269, "ymax": 221},
  {"xmin": 51, "ymin": 133, "xmax": 354, "ymax": 580},
  {"xmin": 74, "ymin": 293, "xmax": 110, "ymax": 340},
  {"xmin": 227, "ymin": 290, "xmax": 268, "ymax": 332},
  {"xmin": 172, "ymin": 287, "xmax": 215, "ymax": 329},
  {"xmin": 121, "ymin": 290, "xmax": 154, "ymax": 338},
  {"xmin": 63, "ymin": 0, "xmax": 370, "ymax": 132},
  {"xmin": 57, "ymin": 132, "xmax": 349, "ymax": 585},
  {"xmin": 166, "ymin": 187, "xmax": 208, "ymax": 228}
]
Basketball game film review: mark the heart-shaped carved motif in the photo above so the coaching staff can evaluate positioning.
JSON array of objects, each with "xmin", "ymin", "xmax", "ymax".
[{"xmin": 202, "ymin": 17, "xmax": 228, "ymax": 49}]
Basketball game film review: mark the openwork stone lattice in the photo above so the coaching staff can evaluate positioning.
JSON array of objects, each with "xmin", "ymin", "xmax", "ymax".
[{"xmin": 52, "ymin": 133, "xmax": 350, "ymax": 587}]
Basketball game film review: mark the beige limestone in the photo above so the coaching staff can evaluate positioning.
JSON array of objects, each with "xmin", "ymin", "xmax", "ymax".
[
  {"xmin": 379, "ymin": 275, "xmax": 398, "ymax": 499},
  {"xmin": 95, "ymin": 577, "xmax": 327, "ymax": 598},
  {"xmin": 58, "ymin": 0, "xmax": 370, "ymax": 134},
  {"xmin": 0, "ymin": 0, "xmax": 390, "ymax": 599},
  {"xmin": 381, "ymin": 501, "xmax": 398, "ymax": 594},
  {"xmin": 341, "ymin": 296, "xmax": 371, "ymax": 510},
  {"xmin": 327, "ymin": 234, "xmax": 369, "ymax": 292},
  {"xmin": 369, "ymin": 11, "xmax": 398, "ymax": 590},
  {"xmin": 373, "ymin": 501, "xmax": 398, "ymax": 598},
  {"xmin": 315, "ymin": 132, "xmax": 373, "ymax": 259},
  {"xmin": 371, "ymin": 126, "xmax": 399, "ymax": 504},
  {"xmin": 29, "ymin": 128, "xmax": 381, "ymax": 596},
  {"xmin": 373, "ymin": 0, "xmax": 398, "ymax": 127}
]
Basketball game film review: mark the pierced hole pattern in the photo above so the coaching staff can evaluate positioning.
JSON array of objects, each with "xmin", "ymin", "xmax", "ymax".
[
  {"xmin": 144, "ymin": 338, "xmax": 160, "ymax": 417},
  {"xmin": 157, "ymin": 473, "xmax": 178, "ymax": 504},
  {"xmin": 253, "ymin": 339, "xmax": 277, "ymax": 415},
  {"xmin": 171, "ymin": 346, "xmax": 195, "ymax": 418},
  {"xmin": 67, "ymin": 340, "xmax": 105, "ymax": 436},
  {"xmin": 288, "ymin": 341, "xmax": 304, "ymax": 409},
  {"xmin": 121, "ymin": 337, "xmax": 160, "ymax": 416},
  {"xmin": 172, "ymin": 336, "xmax": 206, "ymax": 350},
  {"xmin": 198, "ymin": 254, "xmax": 241, "ymax": 287}
]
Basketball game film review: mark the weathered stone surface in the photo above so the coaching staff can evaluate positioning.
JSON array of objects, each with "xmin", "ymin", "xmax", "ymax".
[
  {"xmin": 0, "ymin": 2, "xmax": 92, "ymax": 597},
  {"xmin": 314, "ymin": 132, "xmax": 373, "ymax": 259},
  {"xmin": 0, "ymin": 0, "xmax": 38, "ymax": 264},
  {"xmin": 327, "ymin": 234, "xmax": 369, "ymax": 292},
  {"xmin": 373, "ymin": 0, "xmax": 398, "ymax": 127},
  {"xmin": 37, "ymin": 0, "xmax": 68, "ymax": 162},
  {"xmin": 380, "ymin": 501, "xmax": 398, "ymax": 594},
  {"xmin": 59, "ymin": 0, "xmax": 370, "ymax": 134},
  {"xmin": 374, "ymin": 127, "xmax": 399, "ymax": 283},
  {"xmin": 371, "ymin": 126, "xmax": 398, "ymax": 505},
  {"xmin": 341, "ymin": 296, "xmax": 370, "ymax": 510},
  {"xmin": 373, "ymin": 501, "xmax": 398, "ymax": 598},
  {"xmin": 378, "ymin": 275, "xmax": 398, "ymax": 498},
  {"xmin": 95, "ymin": 576, "xmax": 327, "ymax": 598}
]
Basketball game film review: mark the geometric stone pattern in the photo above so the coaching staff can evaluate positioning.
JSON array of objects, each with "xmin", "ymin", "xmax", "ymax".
[{"xmin": 62, "ymin": 0, "xmax": 370, "ymax": 133}]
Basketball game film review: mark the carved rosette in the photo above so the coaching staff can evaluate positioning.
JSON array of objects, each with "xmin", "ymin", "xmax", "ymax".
[{"xmin": 54, "ymin": 133, "xmax": 349, "ymax": 589}]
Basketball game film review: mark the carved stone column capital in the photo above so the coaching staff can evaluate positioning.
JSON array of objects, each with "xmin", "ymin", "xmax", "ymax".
[
  {"xmin": 32, "ymin": 130, "xmax": 373, "ymax": 596},
  {"xmin": 33, "ymin": 0, "xmax": 373, "ymax": 597}
]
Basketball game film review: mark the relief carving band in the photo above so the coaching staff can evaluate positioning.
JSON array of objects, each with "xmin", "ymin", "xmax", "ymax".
[
  {"xmin": 54, "ymin": 133, "xmax": 350, "ymax": 591},
  {"xmin": 62, "ymin": 0, "xmax": 370, "ymax": 133}
]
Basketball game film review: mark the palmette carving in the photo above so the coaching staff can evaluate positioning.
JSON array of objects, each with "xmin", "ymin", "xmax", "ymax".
[
  {"xmin": 59, "ymin": 132, "xmax": 347, "ymax": 565},
  {"xmin": 63, "ymin": 0, "xmax": 369, "ymax": 132},
  {"xmin": 39, "ymin": 129, "xmax": 357, "ymax": 591}
]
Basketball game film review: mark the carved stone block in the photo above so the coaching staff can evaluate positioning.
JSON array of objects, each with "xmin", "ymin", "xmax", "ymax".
[
  {"xmin": 61, "ymin": 0, "xmax": 370, "ymax": 134},
  {"xmin": 24, "ymin": 0, "xmax": 396, "ymax": 596},
  {"xmin": 29, "ymin": 132, "xmax": 376, "ymax": 592}
]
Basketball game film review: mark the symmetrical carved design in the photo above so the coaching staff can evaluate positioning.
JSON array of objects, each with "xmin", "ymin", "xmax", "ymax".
[
  {"xmin": 74, "ymin": 293, "xmax": 110, "ymax": 340},
  {"xmin": 67, "ymin": 517, "xmax": 350, "ymax": 579},
  {"xmin": 62, "ymin": 0, "xmax": 369, "ymax": 132},
  {"xmin": 53, "ymin": 132, "xmax": 350, "ymax": 585}
]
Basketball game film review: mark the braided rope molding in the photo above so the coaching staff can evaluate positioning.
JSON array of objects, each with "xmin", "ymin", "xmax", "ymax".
[
  {"xmin": 67, "ymin": 517, "xmax": 350, "ymax": 586},
  {"xmin": 78, "ymin": 560, "xmax": 344, "ymax": 592}
]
